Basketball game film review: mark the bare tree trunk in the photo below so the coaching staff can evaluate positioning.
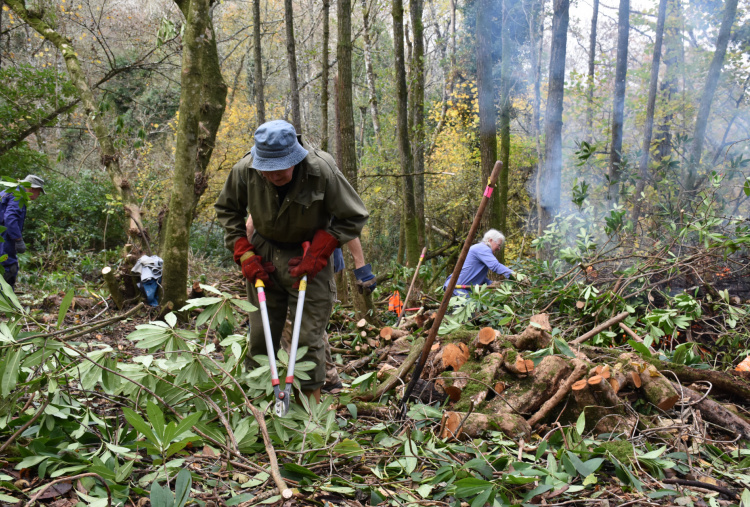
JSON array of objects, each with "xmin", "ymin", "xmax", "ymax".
[
  {"xmin": 162, "ymin": 0, "xmax": 227, "ymax": 308},
  {"xmin": 253, "ymin": 0, "xmax": 265, "ymax": 125},
  {"xmin": 712, "ymin": 76, "xmax": 750, "ymax": 164},
  {"xmin": 498, "ymin": 0, "xmax": 512, "ymax": 250},
  {"xmin": 685, "ymin": 0, "xmax": 738, "ymax": 193},
  {"xmin": 538, "ymin": 0, "xmax": 569, "ymax": 238},
  {"xmin": 477, "ymin": 0, "xmax": 499, "ymax": 231},
  {"xmin": 285, "ymin": 0, "xmax": 301, "ymax": 131},
  {"xmin": 393, "ymin": 0, "xmax": 419, "ymax": 267},
  {"xmin": 654, "ymin": 0, "xmax": 680, "ymax": 164},
  {"xmin": 585, "ymin": 0, "xmax": 599, "ymax": 141},
  {"xmin": 527, "ymin": 0, "xmax": 544, "ymax": 244},
  {"xmin": 321, "ymin": 0, "xmax": 330, "ymax": 151},
  {"xmin": 360, "ymin": 0, "xmax": 383, "ymax": 151},
  {"xmin": 631, "ymin": 0, "xmax": 668, "ymax": 224},
  {"xmin": 607, "ymin": 0, "xmax": 629, "ymax": 203},
  {"xmin": 410, "ymin": 0, "xmax": 426, "ymax": 249},
  {"xmin": 337, "ymin": 3, "xmax": 373, "ymax": 320},
  {"xmin": 427, "ymin": 0, "xmax": 456, "ymax": 157}
]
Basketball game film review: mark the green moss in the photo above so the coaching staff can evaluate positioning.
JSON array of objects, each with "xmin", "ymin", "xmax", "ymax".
[
  {"xmin": 505, "ymin": 349, "xmax": 517, "ymax": 363},
  {"xmin": 598, "ymin": 440, "xmax": 634, "ymax": 463},
  {"xmin": 439, "ymin": 330, "xmax": 477, "ymax": 344},
  {"xmin": 451, "ymin": 357, "xmax": 504, "ymax": 412}
]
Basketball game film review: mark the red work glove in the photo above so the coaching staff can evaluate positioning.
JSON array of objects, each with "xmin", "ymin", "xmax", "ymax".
[
  {"xmin": 288, "ymin": 229, "xmax": 339, "ymax": 282},
  {"xmin": 234, "ymin": 237, "xmax": 276, "ymax": 285}
]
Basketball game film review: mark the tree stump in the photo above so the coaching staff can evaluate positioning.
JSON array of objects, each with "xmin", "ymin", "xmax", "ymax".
[{"xmin": 102, "ymin": 266, "xmax": 124, "ymax": 310}]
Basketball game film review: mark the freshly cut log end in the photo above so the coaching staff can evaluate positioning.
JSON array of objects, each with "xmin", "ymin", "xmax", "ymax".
[
  {"xmin": 514, "ymin": 358, "xmax": 534, "ymax": 374},
  {"xmin": 442, "ymin": 343, "xmax": 470, "ymax": 371},
  {"xmin": 588, "ymin": 375, "xmax": 603, "ymax": 385},
  {"xmin": 494, "ymin": 381, "xmax": 506, "ymax": 395},
  {"xmin": 632, "ymin": 371, "xmax": 642, "ymax": 388},
  {"xmin": 281, "ymin": 489, "xmax": 293, "ymax": 500},
  {"xmin": 189, "ymin": 281, "xmax": 204, "ymax": 299},
  {"xmin": 476, "ymin": 327, "xmax": 496, "ymax": 345},
  {"xmin": 444, "ymin": 385, "xmax": 462, "ymax": 402},
  {"xmin": 380, "ymin": 326, "xmax": 409, "ymax": 341},
  {"xmin": 439, "ymin": 412, "xmax": 463, "ymax": 439},
  {"xmin": 503, "ymin": 353, "xmax": 535, "ymax": 376},
  {"xmin": 530, "ymin": 313, "xmax": 552, "ymax": 332},
  {"xmin": 356, "ymin": 318, "xmax": 367, "ymax": 328},
  {"xmin": 572, "ymin": 379, "xmax": 589, "ymax": 391}
]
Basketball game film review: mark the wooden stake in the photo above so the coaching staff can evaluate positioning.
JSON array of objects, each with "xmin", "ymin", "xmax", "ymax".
[
  {"xmin": 396, "ymin": 246, "xmax": 428, "ymax": 327},
  {"xmin": 402, "ymin": 161, "xmax": 502, "ymax": 406}
]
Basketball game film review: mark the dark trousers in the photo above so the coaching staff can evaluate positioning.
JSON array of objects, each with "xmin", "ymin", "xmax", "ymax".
[
  {"xmin": 2, "ymin": 263, "xmax": 18, "ymax": 288},
  {"xmin": 245, "ymin": 236, "xmax": 335, "ymax": 390}
]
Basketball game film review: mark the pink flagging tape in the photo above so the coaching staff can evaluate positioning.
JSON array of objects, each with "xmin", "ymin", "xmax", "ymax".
[
  {"xmin": 484, "ymin": 186, "xmax": 494, "ymax": 198},
  {"xmin": 259, "ymin": 292, "xmax": 266, "ymax": 303}
]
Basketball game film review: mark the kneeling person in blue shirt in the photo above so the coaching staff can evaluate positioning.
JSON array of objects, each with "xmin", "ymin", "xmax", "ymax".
[{"xmin": 444, "ymin": 229, "xmax": 513, "ymax": 296}]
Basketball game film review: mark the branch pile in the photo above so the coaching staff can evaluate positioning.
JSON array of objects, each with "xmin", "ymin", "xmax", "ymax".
[{"xmin": 355, "ymin": 313, "xmax": 750, "ymax": 444}]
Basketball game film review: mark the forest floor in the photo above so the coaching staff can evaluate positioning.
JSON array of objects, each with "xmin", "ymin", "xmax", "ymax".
[{"xmin": 2, "ymin": 266, "xmax": 750, "ymax": 507}]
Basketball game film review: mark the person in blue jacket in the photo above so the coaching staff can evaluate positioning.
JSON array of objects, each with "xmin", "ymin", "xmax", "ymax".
[
  {"xmin": 444, "ymin": 229, "xmax": 513, "ymax": 296},
  {"xmin": 0, "ymin": 175, "xmax": 45, "ymax": 288}
]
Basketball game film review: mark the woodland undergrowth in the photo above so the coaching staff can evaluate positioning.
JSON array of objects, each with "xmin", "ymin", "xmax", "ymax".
[{"xmin": 2, "ymin": 181, "xmax": 750, "ymax": 506}]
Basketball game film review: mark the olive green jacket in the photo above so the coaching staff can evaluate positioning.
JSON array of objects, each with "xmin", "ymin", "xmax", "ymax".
[{"xmin": 215, "ymin": 142, "xmax": 369, "ymax": 251}]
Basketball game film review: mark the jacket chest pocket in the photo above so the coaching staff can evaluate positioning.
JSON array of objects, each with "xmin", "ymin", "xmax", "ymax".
[{"xmin": 288, "ymin": 190, "xmax": 326, "ymax": 232}]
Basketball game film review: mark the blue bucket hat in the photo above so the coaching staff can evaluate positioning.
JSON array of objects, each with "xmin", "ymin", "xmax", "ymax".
[{"xmin": 250, "ymin": 120, "xmax": 309, "ymax": 171}]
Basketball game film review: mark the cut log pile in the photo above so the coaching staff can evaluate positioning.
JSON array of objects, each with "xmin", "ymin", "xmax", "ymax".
[{"xmin": 353, "ymin": 313, "xmax": 750, "ymax": 443}]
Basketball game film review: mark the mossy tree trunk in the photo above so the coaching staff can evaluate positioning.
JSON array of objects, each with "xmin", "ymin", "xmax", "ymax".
[
  {"xmin": 476, "ymin": 0, "xmax": 499, "ymax": 232},
  {"xmin": 253, "ymin": 0, "xmax": 266, "ymax": 125},
  {"xmin": 393, "ymin": 0, "xmax": 419, "ymax": 267},
  {"xmin": 5, "ymin": 0, "xmax": 147, "ymax": 246},
  {"xmin": 320, "ymin": 0, "xmax": 330, "ymax": 152},
  {"xmin": 410, "ymin": 0, "xmax": 426, "ymax": 251},
  {"xmin": 284, "ymin": 0, "xmax": 301, "ymax": 131},
  {"xmin": 360, "ymin": 0, "xmax": 382, "ymax": 152},
  {"xmin": 161, "ymin": 0, "xmax": 227, "ymax": 308},
  {"xmin": 497, "ymin": 0, "xmax": 513, "ymax": 261}
]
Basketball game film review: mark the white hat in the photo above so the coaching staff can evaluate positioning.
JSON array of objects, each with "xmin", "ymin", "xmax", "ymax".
[{"xmin": 21, "ymin": 174, "xmax": 46, "ymax": 194}]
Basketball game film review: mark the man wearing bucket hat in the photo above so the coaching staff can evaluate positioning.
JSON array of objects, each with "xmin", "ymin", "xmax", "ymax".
[
  {"xmin": 215, "ymin": 120, "xmax": 369, "ymax": 403},
  {"xmin": 0, "ymin": 175, "xmax": 45, "ymax": 288}
]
